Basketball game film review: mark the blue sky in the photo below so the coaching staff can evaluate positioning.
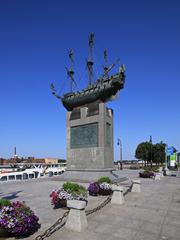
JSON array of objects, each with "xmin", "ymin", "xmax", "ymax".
[{"xmin": 0, "ymin": 0, "xmax": 179, "ymax": 160}]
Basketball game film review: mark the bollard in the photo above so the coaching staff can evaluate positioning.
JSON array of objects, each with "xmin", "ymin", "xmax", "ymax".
[
  {"xmin": 155, "ymin": 173, "xmax": 161, "ymax": 180},
  {"xmin": 166, "ymin": 169, "xmax": 171, "ymax": 176},
  {"xmin": 111, "ymin": 185, "xmax": 124, "ymax": 205},
  {"xmin": 160, "ymin": 172, "xmax": 164, "ymax": 178},
  {"xmin": 159, "ymin": 167, "xmax": 164, "ymax": 178},
  {"xmin": 131, "ymin": 179, "xmax": 141, "ymax": 193},
  {"xmin": 65, "ymin": 200, "xmax": 88, "ymax": 232}
]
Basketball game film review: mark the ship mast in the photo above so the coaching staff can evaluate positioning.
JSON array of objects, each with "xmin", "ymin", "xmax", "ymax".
[
  {"xmin": 66, "ymin": 49, "xmax": 76, "ymax": 93},
  {"xmin": 86, "ymin": 33, "xmax": 94, "ymax": 86},
  {"xmin": 104, "ymin": 49, "xmax": 108, "ymax": 73}
]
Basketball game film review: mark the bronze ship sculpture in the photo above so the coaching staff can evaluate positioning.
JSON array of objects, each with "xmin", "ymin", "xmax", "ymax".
[{"xmin": 51, "ymin": 34, "xmax": 125, "ymax": 111}]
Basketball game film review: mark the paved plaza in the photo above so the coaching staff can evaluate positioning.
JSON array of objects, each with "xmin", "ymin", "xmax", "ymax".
[{"xmin": 1, "ymin": 170, "xmax": 180, "ymax": 240}]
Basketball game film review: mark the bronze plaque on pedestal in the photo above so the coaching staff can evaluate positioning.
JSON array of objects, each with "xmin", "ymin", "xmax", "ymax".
[{"xmin": 70, "ymin": 123, "xmax": 98, "ymax": 148}]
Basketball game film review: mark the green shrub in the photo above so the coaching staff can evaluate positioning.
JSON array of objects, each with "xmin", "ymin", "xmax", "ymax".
[
  {"xmin": 143, "ymin": 166, "xmax": 159, "ymax": 172},
  {"xmin": 129, "ymin": 164, "xmax": 140, "ymax": 170},
  {"xmin": 0, "ymin": 198, "xmax": 11, "ymax": 207},
  {"xmin": 63, "ymin": 182, "xmax": 87, "ymax": 196},
  {"xmin": 97, "ymin": 176, "xmax": 112, "ymax": 184}
]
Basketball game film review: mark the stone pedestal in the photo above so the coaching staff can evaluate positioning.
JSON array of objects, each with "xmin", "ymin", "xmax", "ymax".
[
  {"xmin": 155, "ymin": 173, "xmax": 161, "ymax": 180},
  {"xmin": 61, "ymin": 103, "xmax": 116, "ymax": 182},
  {"xmin": 111, "ymin": 185, "xmax": 124, "ymax": 205},
  {"xmin": 160, "ymin": 172, "xmax": 164, "ymax": 177},
  {"xmin": 65, "ymin": 200, "xmax": 87, "ymax": 232},
  {"xmin": 67, "ymin": 102, "xmax": 114, "ymax": 170},
  {"xmin": 131, "ymin": 179, "xmax": 141, "ymax": 193},
  {"xmin": 159, "ymin": 167, "xmax": 164, "ymax": 177}
]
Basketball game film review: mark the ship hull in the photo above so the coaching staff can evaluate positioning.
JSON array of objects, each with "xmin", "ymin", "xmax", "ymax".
[{"xmin": 62, "ymin": 73, "xmax": 125, "ymax": 111}]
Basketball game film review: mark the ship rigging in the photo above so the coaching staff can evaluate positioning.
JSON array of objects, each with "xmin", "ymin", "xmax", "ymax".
[{"xmin": 51, "ymin": 33, "xmax": 125, "ymax": 111}]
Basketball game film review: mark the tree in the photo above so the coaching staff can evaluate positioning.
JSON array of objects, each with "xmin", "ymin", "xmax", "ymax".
[
  {"xmin": 135, "ymin": 140, "xmax": 167, "ymax": 166},
  {"xmin": 135, "ymin": 141, "xmax": 152, "ymax": 166},
  {"xmin": 152, "ymin": 142, "xmax": 166, "ymax": 165}
]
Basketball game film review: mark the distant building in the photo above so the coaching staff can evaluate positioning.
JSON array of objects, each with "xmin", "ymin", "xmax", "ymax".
[
  {"xmin": 0, "ymin": 158, "xmax": 17, "ymax": 165},
  {"xmin": 44, "ymin": 158, "xmax": 66, "ymax": 164},
  {"xmin": 44, "ymin": 158, "xmax": 58, "ymax": 164},
  {"xmin": 0, "ymin": 157, "xmax": 66, "ymax": 165},
  {"xmin": 58, "ymin": 159, "xmax": 66, "ymax": 163},
  {"xmin": 23, "ymin": 158, "xmax": 45, "ymax": 164}
]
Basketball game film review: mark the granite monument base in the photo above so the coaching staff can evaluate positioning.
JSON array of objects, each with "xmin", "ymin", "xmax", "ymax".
[
  {"xmin": 58, "ymin": 168, "xmax": 127, "ymax": 183},
  {"xmin": 62, "ymin": 103, "xmax": 125, "ymax": 183}
]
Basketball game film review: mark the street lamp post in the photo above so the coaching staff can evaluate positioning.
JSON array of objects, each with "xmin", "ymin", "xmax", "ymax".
[
  {"xmin": 149, "ymin": 136, "xmax": 152, "ymax": 167},
  {"xmin": 117, "ymin": 138, "xmax": 122, "ymax": 170}
]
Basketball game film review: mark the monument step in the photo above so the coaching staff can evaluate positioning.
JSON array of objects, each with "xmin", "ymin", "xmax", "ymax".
[{"xmin": 52, "ymin": 170, "xmax": 129, "ymax": 183}]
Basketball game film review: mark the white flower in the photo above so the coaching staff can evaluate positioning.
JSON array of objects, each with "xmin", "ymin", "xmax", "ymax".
[
  {"xmin": 99, "ymin": 182, "xmax": 112, "ymax": 190},
  {"xmin": 58, "ymin": 190, "xmax": 72, "ymax": 200}
]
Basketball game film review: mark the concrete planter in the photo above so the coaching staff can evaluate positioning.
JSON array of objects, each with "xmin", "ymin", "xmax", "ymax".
[
  {"xmin": 0, "ymin": 228, "xmax": 10, "ymax": 238},
  {"xmin": 54, "ymin": 199, "xmax": 67, "ymax": 208},
  {"xmin": 89, "ymin": 192, "xmax": 98, "ymax": 196},
  {"xmin": 99, "ymin": 188, "xmax": 112, "ymax": 196}
]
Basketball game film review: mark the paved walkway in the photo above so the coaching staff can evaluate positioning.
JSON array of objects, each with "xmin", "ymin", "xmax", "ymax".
[{"xmin": 1, "ymin": 170, "xmax": 180, "ymax": 240}]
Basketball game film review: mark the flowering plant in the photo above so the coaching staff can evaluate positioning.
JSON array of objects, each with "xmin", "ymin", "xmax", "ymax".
[
  {"xmin": 88, "ymin": 182, "xmax": 100, "ymax": 196},
  {"xmin": 50, "ymin": 189, "xmax": 72, "ymax": 208},
  {"xmin": 87, "ymin": 181, "xmax": 112, "ymax": 196},
  {"xmin": 58, "ymin": 189, "xmax": 72, "ymax": 200},
  {"xmin": 0, "ymin": 200, "xmax": 40, "ymax": 237},
  {"xmin": 139, "ymin": 171, "xmax": 155, "ymax": 178},
  {"xmin": 99, "ymin": 182, "xmax": 112, "ymax": 190},
  {"xmin": 98, "ymin": 182, "xmax": 112, "ymax": 195},
  {"xmin": 50, "ymin": 183, "xmax": 88, "ymax": 208},
  {"xmin": 149, "ymin": 171, "xmax": 156, "ymax": 178},
  {"xmin": 50, "ymin": 190, "xmax": 60, "ymax": 207}
]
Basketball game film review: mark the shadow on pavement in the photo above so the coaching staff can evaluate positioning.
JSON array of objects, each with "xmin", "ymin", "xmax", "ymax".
[{"xmin": 1, "ymin": 191, "xmax": 22, "ymax": 200}]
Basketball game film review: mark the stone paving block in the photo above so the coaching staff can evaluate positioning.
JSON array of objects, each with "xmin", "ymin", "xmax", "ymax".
[
  {"xmin": 49, "ymin": 229, "xmax": 107, "ymax": 240},
  {"xmin": 108, "ymin": 235, "xmax": 128, "ymax": 240},
  {"xmin": 161, "ymin": 224, "xmax": 180, "ymax": 240},
  {"xmin": 86, "ymin": 220, "xmax": 101, "ymax": 231},
  {"xmin": 101, "ymin": 207, "xmax": 126, "ymax": 217},
  {"xmin": 83, "ymin": 231, "xmax": 108, "ymax": 240},
  {"xmin": 114, "ymin": 218, "xmax": 143, "ymax": 230},
  {"xmin": 89, "ymin": 213, "xmax": 122, "ymax": 226},
  {"xmin": 134, "ymin": 231, "xmax": 160, "ymax": 240},
  {"xmin": 112, "ymin": 226, "xmax": 137, "ymax": 240},
  {"xmin": 139, "ymin": 221, "xmax": 162, "ymax": 234},
  {"xmin": 94, "ymin": 223, "xmax": 118, "ymax": 235},
  {"xmin": 90, "ymin": 213, "xmax": 110, "ymax": 222},
  {"xmin": 49, "ymin": 230, "xmax": 84, "ymax": 240},
  {"xmin": 168, "ymin": 206, "xmax": 180, "ymax": 213},
  {"xmin": 166, "ymin": 209, "xmax": 180, "ymax": 218},
  {"xmin": 140, "ymin": 203, "xmax": 167, "ymax": 211},
  {"xmin": 164, "ymin": 216, "xmax": 180, "ymax": 227},
  {"xmin": 129, "ymin": 210, "xmax": 165, "ymax": 224}
]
